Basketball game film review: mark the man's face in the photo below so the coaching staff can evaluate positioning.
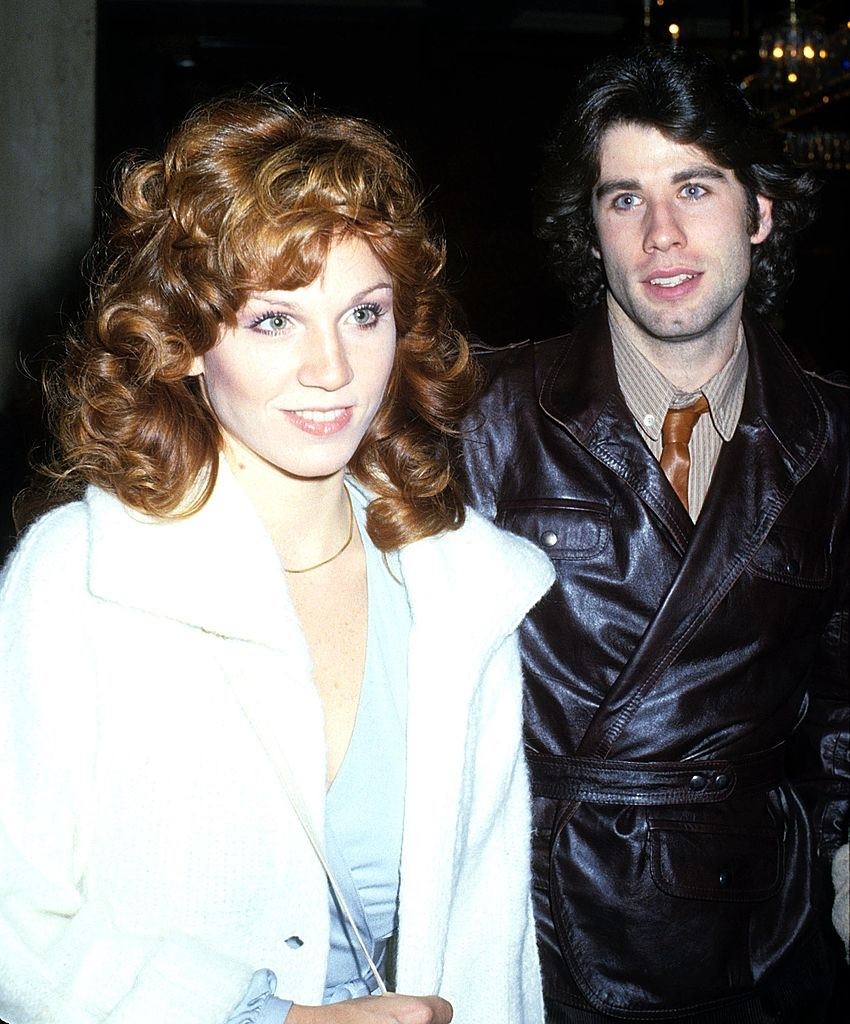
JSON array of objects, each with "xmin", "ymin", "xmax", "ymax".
[{"xmin": 591, "ymin": 122, "xmax": 772, "ymax": 348}]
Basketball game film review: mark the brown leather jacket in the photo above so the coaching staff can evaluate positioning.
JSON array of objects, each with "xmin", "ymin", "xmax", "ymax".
[{"xmin": 463, "ymin": 306, "xmax": 849, "ymax": 1019}]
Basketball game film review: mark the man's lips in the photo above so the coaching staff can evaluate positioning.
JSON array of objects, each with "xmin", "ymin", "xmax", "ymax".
[
  {"xmin": 281, "ymin": 407, "xmax": 353, "ymax": 436},
  {"xmin": 641, "ymin": 269, "xmax": 702, "ymax": 299}
]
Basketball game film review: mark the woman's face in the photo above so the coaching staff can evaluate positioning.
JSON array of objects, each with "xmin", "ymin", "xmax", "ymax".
[{"xmin": 195, "ymin": 235, "xmax": 397, "ymax": 485}]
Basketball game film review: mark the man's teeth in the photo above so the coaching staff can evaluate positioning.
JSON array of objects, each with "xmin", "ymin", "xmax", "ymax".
[
  {"xmin": 650, "ymin": 273, "xmax": 695, "ymax": 287},
  {"xmin": 294, "ymin": 409, "xmax": 344, "ymax": 421}
]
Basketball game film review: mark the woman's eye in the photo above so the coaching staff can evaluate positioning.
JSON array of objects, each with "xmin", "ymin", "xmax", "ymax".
[
  {"xmin": 350, "ymin": 303, "xmax": 384, "ymax": 328},
  {"xmin": 251, "ymin": 312, "xmax": 290, "ymax": 334}
]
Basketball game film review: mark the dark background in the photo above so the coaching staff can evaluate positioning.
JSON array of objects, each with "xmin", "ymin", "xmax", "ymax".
[
  {"xmin": 94, "ymin": 0, "xmax": 850, "ymax": 354},
  {"xmin": 3, "ymin": 0, "xmax": 848, "ymax": 554}
]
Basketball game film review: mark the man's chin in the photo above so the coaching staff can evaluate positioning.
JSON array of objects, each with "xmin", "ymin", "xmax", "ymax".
[{"xmin": 632, "ymin": 307, "xmax": 729, "ymax": 346}]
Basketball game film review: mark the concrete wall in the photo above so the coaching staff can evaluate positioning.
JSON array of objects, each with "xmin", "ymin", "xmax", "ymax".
[
  {"xmin": 0, "ymin": 0, "xmax": 95, "ymax": 550},
  {"xmin": 0, "ymin": 0, "xmax": 96, "ymax": 412}
]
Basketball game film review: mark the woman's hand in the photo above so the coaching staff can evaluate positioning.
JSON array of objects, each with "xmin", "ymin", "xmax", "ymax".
[{"xmin": 288, "ymin": 993, "xmax": 453, "ymax": 1024}]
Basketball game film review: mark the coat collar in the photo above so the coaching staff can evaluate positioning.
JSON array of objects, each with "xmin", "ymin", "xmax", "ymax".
[
  {"xmin": 539, "ymin": 304, "xmax": 827, "ymax": 485},
  {"xmin": 85, "ymin": 462, "xmax": 301, "ymax": 651},
  {"xmin": 85, "ymin": 461, "xmax": 554, "ymax": 656},
  {"xmin": 539, "ymin": 306, "xmax": 693, "ymax": 548},
  {"xmin": 538, "ymin": 304, "xmax": 622, "ymax": 446},
  {"xmin": 538, "ymin": 304, "xmax": 828, "ymax": 554},
  {"xmin": 398, "ymin": 499, "xmax": 555, "ymax": 649}
]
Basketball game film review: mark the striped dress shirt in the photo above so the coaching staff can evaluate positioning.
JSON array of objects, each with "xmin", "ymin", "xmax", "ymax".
[{"xmin": 609, "ymin": 316, "xmax": 748, "ymax": 521}]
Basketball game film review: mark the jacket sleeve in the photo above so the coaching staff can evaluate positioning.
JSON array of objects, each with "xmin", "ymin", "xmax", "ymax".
[
  {"xmin": 0, "ymin": 514, "xmax": 255, "ymax": 1024},
  {"xmin": 787, "ymin": 603, "xmax": 850, "ymax": 861},
  {"xmin": 783, "ymin": 382, "xmax": 850, "ymax": 870},
  {"xmin": 461, "ymin": 343, "xmax": 535, "ymax": 522}
]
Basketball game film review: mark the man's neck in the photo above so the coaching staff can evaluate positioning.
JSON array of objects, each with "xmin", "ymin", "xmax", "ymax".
[{"xmin": 606, "ymin": 295, "xmax": 743, "ymax": 393}]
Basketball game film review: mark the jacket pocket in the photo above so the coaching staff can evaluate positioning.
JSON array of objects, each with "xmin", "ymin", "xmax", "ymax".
[
  {"xmin": 648, "ymin": 818, "xmax": 784, "ymax": 902},
  {"xmin": 497, "ymin": 499, "xmax": 611, "ymax": 560},
  {"xmin": 748, "ymin": 523, "xmax": 831, "ymax": 588}
]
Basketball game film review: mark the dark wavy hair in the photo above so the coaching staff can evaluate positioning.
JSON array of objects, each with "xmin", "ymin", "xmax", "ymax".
[
  {"xmin": 35, "ymin": 91, "xmax": 479, "ymax": 550},
  {"xmin": 536, "ymin": 46, "xmax": 819, "ymax": 314}
]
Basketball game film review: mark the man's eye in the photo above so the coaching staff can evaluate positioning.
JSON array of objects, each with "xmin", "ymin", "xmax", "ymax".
[
  {"xmin": 613, "ymin": 194, "xmax": 640, "ymax": 210},
  {"xmin": 681, "ymin": 184, "xmax": 707, "ymax": 200},
  {"xmin": 250, "ymin": 312, "xmax": 290, "ymax": 334}
]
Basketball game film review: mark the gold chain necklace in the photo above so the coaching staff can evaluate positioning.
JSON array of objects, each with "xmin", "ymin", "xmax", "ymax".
[{"xmin": 283, "ymin": 488, "xmax": 355, "ymax": 574}]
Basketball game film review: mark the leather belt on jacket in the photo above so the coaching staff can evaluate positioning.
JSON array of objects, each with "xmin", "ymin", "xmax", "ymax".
[{"xmin": 527, "ymin": 743, "xmax": 786, "ymax": 806}]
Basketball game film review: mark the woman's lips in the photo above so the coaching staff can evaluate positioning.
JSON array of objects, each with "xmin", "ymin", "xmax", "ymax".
[
  {"xmin": 642, "ymin": 270, "xmax": 703, "ymax": 300},
  {"xmin": 281, "ymin": 407, "xmax": 353, "ymax": 436}
]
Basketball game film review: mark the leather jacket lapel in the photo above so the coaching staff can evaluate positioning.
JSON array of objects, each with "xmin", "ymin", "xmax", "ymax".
[
  {"xmin": 571, "ymin": 315, "xmax": 830, "ymax": 761},
  {"xmin": 539, "ymin": 306, "xmax": 694, "ymax": 555}
]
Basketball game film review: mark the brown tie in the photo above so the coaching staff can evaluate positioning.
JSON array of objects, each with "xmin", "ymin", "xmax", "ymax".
[{"xmin": 659, "ymin": 395, "xmax": 709, "ymax": 513}]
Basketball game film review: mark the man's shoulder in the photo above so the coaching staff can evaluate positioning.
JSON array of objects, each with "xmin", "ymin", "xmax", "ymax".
[
  {"xmin": 803, "ymin": 366, "xmax": 849, "ymax": 406},
  {"xmin": 745, "ymin": 313, "xmax": 849, "ymax": 427},
  {"xmin": 471, "ymin": 332, "xmax": 574, "ymax": 406},
  {"xmin": 807, "ymin": 369, "xmax": 850, "ymax": 462}
]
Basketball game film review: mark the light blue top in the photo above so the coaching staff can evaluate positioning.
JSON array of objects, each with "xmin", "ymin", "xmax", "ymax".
[{"xmin": 225, "ymin": 490, "xmax": 410, "ymax": 1023}]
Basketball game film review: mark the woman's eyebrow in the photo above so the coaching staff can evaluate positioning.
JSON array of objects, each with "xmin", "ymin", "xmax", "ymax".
[
  {"xmin": 348, "ymin": 281, "xmax": 394, "ymax": 303},
  {"xmin": 245, "ymin": 281, "xmax": 393, "ymax": 308}
]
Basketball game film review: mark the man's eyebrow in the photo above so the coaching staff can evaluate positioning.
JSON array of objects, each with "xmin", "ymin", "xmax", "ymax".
[
  {"xmin": 670, "ymin": 165, "xmax": 728, "ymax": 184},
  {"xmin": 595, "ymin": 179, "xmax": 640, "ymax": 200},
  {"xmin": 595, "ymin": 165, "xmax": 729, "ymax": 201}
]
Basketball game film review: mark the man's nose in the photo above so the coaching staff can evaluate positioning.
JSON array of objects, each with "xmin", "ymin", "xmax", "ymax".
[{"xmin": 642, "ymin": 200, "xmax": 687, "ymax": 254}]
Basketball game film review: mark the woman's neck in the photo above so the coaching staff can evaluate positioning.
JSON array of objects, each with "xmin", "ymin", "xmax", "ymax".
[{"xmin": 221, "ymin": 442, "xmax": 353, "ymax": 571}]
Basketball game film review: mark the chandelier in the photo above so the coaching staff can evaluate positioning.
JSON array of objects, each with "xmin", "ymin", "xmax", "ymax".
[
  {"xmin": 748, "ymin": 2, "xmax": 850, "ymax": 171},
  {"xmin": 759, "ymin": 1, "xmax": 829, "ymax": 91}
]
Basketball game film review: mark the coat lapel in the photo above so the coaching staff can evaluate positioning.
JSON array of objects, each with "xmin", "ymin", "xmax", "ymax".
[
  {"xmin": 396, "ymin": 511, "xmax": 554, "ymax": 986},
  {"xmin": 539, "ymin": 306, "xmax": 694, "ymax": 554},
  {"xmin": 86, "ymin": 462, "xmax": 327, "ymax": 834},
  {"xmin": 86, "ymin": 461, "xmax": 301, "ymax": 651},
  {"xmin": 569, "ymin": 314, "xmax": 830, "ymax": 759}
]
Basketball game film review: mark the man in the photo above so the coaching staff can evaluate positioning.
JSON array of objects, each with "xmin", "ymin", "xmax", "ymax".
[{"xmin": 463, "ymin": 47, "xmax": 849, "ymax": 1023}]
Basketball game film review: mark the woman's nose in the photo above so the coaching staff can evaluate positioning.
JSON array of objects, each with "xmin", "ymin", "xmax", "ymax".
[{"xmin": 297, "ymin": 326, "xmax": 354, "ymax": 391}]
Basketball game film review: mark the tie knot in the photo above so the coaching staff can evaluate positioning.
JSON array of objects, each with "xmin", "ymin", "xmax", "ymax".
[{"xmin": 662, "ymin": 395, "xmax": 709, "ymax": 446}]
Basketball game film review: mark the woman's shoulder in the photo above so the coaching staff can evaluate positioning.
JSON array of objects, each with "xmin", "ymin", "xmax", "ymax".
[
  {"xmin": 431, "ymin": 504, "xmax": 552, "ymax": 571},
  {"xmin": 400, "ymin": 506, "xmax": 555, "ymax": 633},
  {"xmin": 2, "ymin": 496, "xmax": 91, "ymax": 583},
  {"xmin": 0, "ymin": 486, "xmax": 139, "ymax": 600}
]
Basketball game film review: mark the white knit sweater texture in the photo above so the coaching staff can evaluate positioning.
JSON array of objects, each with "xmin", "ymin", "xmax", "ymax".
[{"xmin": 0, "ymin": 466, "xmax": 554, "ymax": 1024}]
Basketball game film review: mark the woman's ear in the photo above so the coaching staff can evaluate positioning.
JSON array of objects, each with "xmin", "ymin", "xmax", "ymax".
[{"xmin": 188, "ymin": 354, "xmax": 205, "ymax": 377}]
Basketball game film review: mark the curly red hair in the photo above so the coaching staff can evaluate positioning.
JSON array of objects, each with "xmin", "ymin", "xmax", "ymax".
[{"xmin": 41, "ymin": 92, "xmax": 478, "ymax": 549}]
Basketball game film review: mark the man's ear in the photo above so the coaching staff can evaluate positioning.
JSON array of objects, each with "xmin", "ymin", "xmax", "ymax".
[{"xmin": 751, "ymin": 195, "xmax": 773, "ymax": 245}]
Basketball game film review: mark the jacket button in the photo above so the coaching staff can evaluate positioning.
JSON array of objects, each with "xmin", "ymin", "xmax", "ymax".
[
  {"xmin": 285, "ymin": 936, "xmax": 304, "ymax": 949},
  {"xmin": 714, "ymin": 773, "xmax": 730, "ymax": 790},
  {"xmin": 541, "ymin": 530, "xmax": 559, "ymax": 547},
  {"xmin": 785, "ymin": 559, "xmax": 800, "ymax": 576},
  {"xmin": 718, "ymin": 871, "xmax": 730, "ymax": 887},
  {"xmin": 689, "ymin": 773, "xmax": 708, "ymax": 790}
]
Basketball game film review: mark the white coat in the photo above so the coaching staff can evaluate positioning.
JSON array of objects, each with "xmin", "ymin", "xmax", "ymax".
[{"xmin": 0, "ymin": 464, "xmax": 554, "ymax": 1024}]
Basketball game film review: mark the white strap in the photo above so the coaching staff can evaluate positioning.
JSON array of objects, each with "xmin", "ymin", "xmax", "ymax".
[
  {"xmin": 275, "ymin": 754, "xmax": 390, "ymax": 996},
  {"xmin": 234, "ymin": 701, "xmax": 389, "ymax": 996}
]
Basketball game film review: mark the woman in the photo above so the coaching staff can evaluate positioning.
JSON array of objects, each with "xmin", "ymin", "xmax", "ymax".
[{"xmin": 0, "ymin": 94, "xmax": 553, "ymax": 1023}]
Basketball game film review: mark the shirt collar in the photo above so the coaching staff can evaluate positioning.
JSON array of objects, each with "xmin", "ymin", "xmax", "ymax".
[{"xmin": 610, "ymin": 314, "xmax": 748, "ymax": 443}]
